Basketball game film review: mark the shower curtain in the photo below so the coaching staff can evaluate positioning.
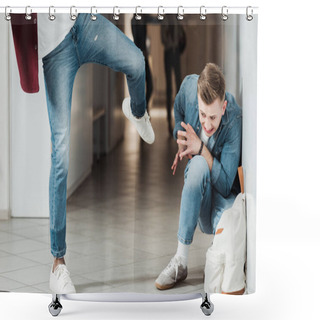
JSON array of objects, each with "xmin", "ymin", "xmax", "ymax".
[{"xmin": 0, "ymin": 6, "xmax": 257, "ymax": 315}]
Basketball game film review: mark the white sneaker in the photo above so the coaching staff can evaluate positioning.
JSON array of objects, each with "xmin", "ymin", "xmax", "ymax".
[
  {"xmin": 49, "ymin": 264, "xmax": 76, "ymax": 294},
  {"xmin": 122, "ymin": 97, "xmax": 155, "ymax": 144},
  {"xmin": 155, "ymin": 256, "xmax": 188, "ymax": 290}
]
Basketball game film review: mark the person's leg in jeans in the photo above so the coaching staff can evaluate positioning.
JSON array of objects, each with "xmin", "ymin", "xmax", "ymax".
[
  {"xmin": 42, "ymin": 30, "xmax": 79, "ymax": 293},
  {"xmin": 43, "ymin": 14, "xmax": 154, "ymax": 293},
  {"xmin": 45, "ymin": 13, "xmax": 151, "ymax": 256},
  {"xmin": 178, "ymin": 156, "xmax": 213, "ymax": 244},
  {"xmin": 155, "ymin": 156, "xmax": 213, "ymax": 290},
  {"xmin": 75, "ymin": 14, "xmax": 154, "ymax": 143}
]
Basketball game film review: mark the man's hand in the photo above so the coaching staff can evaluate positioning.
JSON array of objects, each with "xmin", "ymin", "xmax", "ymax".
[
  {"xmin": 171, "ymin": 150, "xmax": 192, "ymax": 175},
  {"xmin": 177, "ymin": 122, "xmax": 202, "ymax": 160},
  {"xmin": 171, "ymin": 151, "xmax": 181, "ymax": 176}
]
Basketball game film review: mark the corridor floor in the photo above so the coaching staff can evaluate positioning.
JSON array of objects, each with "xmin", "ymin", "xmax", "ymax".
[{"xmin": 0, "ymin": 108, "xmax": 212, "ymax": 294}]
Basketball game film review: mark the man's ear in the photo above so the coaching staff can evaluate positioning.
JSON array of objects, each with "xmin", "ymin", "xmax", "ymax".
[{"xmin": 222, "ymin": 100, "xmax": 227, "ymax": 115}]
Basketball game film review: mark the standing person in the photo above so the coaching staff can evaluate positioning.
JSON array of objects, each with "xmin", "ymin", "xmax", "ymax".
[
  {"xmin": 155, "ymin": 63, "xmax": 242, "ymax": 290},
  {"xmin": 161, "ymin": 15, "xmax": 185, "ymax": 136},
  {"xmin": 131, "ymin": 14, "xmax": 154, "ymax": 114},
  {"xmin": 11, "ymin": 13, "xmax": 155, "ymax": 294}
]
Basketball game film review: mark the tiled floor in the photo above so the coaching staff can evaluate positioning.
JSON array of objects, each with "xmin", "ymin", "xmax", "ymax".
[{"xmin": 0, "ymin": 108, "xmax": 213, "ymax": 294}]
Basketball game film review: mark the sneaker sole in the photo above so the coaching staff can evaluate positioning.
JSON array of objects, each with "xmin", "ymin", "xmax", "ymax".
[
  {"xmin": 155, "ymin": 273, "xmax": 188, "ymax": 290},
  {"xmin": 155, "ymin": 282, "xmax": 176, "ymax": 290},
  {"xmin": 122, "ymin": 98, "xmax": 131, "ymax": 120}
]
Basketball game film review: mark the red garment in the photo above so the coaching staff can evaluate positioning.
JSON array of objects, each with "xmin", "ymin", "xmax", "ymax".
[{"xmin": 11, "ymin": 14, "xmax": 39, "ymax": 93}]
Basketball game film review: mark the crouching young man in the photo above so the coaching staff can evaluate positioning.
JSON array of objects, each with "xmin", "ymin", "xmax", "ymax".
[{"xmin": 155, "ymin": 63, "xmax": 242, "ymax": 290}]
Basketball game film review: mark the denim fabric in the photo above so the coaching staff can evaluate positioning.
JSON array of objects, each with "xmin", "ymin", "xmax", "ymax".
[
  {"xmin": 42, "ymin": 14, "xmax": 146, "ymax": 258},
  {"xmin": 174, "ymin": 75, "xmax": 242, "ymax": 244}
]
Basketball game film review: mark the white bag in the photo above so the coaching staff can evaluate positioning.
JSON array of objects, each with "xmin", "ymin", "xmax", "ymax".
[{"xmin": 204, "ymin": 167, "xmax": 247, "ymax": 294}]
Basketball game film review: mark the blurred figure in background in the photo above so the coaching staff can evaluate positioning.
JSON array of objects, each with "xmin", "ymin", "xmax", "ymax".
[
  {"xmin": 161, "ymin": 15, "xmax": 186, "ymax": 136},
  {"xmin": 131, "ymin": 15, "xmax": 154, "ymax": 114}
]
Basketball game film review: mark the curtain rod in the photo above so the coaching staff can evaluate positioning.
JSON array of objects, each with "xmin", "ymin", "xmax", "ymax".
[{"xmin": 0, "ymin": 6, "xmax": 259, "ymax": 16}]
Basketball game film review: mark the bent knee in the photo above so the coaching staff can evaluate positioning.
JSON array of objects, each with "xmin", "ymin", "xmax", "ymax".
[
  {"xmin": 129, "ymin": 48, "xmax": 145, "ymax": 76},
  {"xmin": 189, "ymin": 155, "xmax": 209, "ymax": 174},
  {"xmin": 185, "ymin": 156, "xmax": 210, "ymax": 186}
]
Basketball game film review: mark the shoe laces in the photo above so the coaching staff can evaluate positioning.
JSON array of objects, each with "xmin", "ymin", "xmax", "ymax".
[
  {"xmin": 55, "ymin": 265, "xmax": 73, "ymax": 288},
  {"xmin": 142, "ymin": 112, "xmax": 151, "ymax": 123},
  {"xmin": 163, "ymin": 257, "xmax": 180, "ymax": 281}
]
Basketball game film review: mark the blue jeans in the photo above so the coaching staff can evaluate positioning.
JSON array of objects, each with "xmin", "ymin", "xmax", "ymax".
[
  {"xmin": 177, "ymin": 156, "xmax": 236, "ymax": 245},
  {"xmin": 42, "ymin": 14, "xmax": 146, "ymax": 258}
]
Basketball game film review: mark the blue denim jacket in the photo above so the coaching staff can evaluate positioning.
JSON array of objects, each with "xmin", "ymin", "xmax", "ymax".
[{"xmin": 174, "ymin": 74, "xmax": 242, "ymax": 197}]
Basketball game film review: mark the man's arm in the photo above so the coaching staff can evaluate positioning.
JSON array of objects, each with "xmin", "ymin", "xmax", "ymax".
[
  {"xmin": 173, "ymin": 76, "xmax": 193, "ymax": 140},
  {"xmin": 200, "ymin": 144, "xmax": 213, "ymax": 171},
  {"xmin": 210, "ymin": 117, "xmax": 242, "ymax": 197},
  {"xmin": 171, "ymin": 77, "xmax": 194, "ymax": 175},
  {"xmin": 177, "ymin": 117, "xmax": 241, "ymax": 198}
]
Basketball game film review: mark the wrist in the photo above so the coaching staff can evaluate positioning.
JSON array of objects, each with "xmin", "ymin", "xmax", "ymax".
[{"xmin": 198, "ymin": 141, "xmax": 204, "ymax": 155}]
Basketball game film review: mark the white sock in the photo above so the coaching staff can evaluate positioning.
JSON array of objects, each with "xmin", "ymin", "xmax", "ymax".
[{"xmin": 175, "ymin": 241, "xmax": 190, "ymax": 267}]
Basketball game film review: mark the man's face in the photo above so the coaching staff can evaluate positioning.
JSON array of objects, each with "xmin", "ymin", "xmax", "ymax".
[{"xmin": 198, "ymin": 94, "xmax": 227, "ymax": 137}]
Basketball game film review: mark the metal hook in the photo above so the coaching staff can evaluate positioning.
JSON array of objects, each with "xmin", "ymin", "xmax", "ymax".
[
  {"xmin": 25, "ymin": 6, "xmax": 32, "ymax": 21},
  {"xmin": 90, "ymin": 6, "xmax": 97, "ymax": 21},
  {"xmin": 157, "ymin": 6, "xmax": 164, "ymax": 21},
  {"xmin": 177, "ymin": 6, "xmax": 184, "ymax": 21},
  {"xmin": 135, "ymin": 6, "xmax": 142, "ymax": 20},
  {"xmin": 70, "ymin": 6, "xmax": 78, "ymax": 21},
  {"xmin": 5, "ymin": 6, "xmax": 11, "ymax": 21},
  {"xmin": 113, "ymin": 6, "xmax": 120, "ymax": 21},
  {"xmin": 200, "ymin": 6, "xmax": 207, "ymax": 21},
  {"xmin": 49, "ymin": 6, "xmax": 56, "ymax": 21},
  {"xmin": 221, "ymin": 6, "xmax": 228, "ymax": 21},
  {"xmin": 246, "ymin": 6, "xmax": 254, "ymax": 21}
]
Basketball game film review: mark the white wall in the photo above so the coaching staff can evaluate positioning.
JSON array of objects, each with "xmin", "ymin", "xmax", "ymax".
[
  {"xmin": 9, "ymin": 36, "xmax": 51, "ymax": 218},
  {"xmin": 9, "ymin": 34, "xmax": 93, "ymax": 218},
  {"xmin": 222, "ymin": 15, "xmax": 258, "ymax": 294},
  {"xmin": 0, "ymin": 16, "xmax": 10, "ymax": 220},
  {"xmin": 222, "ymin": 18, "xmax": 240, "ymax": 102}
]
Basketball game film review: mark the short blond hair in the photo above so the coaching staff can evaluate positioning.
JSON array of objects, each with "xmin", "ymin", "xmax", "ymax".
[{"xmin": 197, "ymin": 63, "xmax": 225, "ymax": 104}]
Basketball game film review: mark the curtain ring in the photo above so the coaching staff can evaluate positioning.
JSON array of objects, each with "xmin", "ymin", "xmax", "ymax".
[
  {"xmin": 5, "ymin": 6, "xmax": 11, "ymax": 21},
  {"xmin": 70, "ymin": 6, "xmax": 78, "ymax": 21},
  {"xmin": 177, "ymin": 6, "xmax": 184, "ymax": 21},
  {"xmin": 90, "ymin": 6, "xmax": 97, "ymax": 21},
  {"xmin": 221, "ymin": 6, "xmax": 228, "ymax": 21},
  {"xmin": 113, "ymin": 6, "xmax": 120, "ymax": 21},
  {"xmin": 135, "ymin": 6, "xmax": 142, "ymax": 20},
  {"xmin": 157, "ymin": 6, "xmax": 164, "ymax": 21},
  {"xmin": 200, "ymin": 6, "xmax": 207, "ymax": 21},
  {"xmin": 49, "ymin": 6, "xmax": 56, "ymax": 21},
  {"xmin": 25, "ymin": 6, "xmax": 32, "ymax": 21},
  {"xmin": 246, "ymin": 6, "xmax": 254, "ymax": 21}
]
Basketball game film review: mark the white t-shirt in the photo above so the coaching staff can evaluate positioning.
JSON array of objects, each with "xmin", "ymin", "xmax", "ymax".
[
  {"xmin": 200, "ymin": 128, "xmax": 210, "ymax": 146},
  {"xmin": 37, "ymin": 14, "xmax": 75, "ymax": 59}
]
